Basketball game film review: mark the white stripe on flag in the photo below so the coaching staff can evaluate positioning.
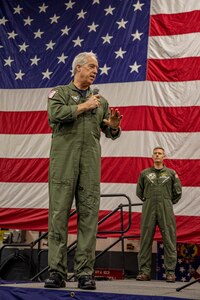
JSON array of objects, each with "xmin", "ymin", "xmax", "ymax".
[
  {"xmin": 1, "ymin": 81, "xmax": 200, "ymax": 110},
  {"xmin": 0, "ymin": 182, "xmax": 199, "ymax": 217},
  {"xmin": 151, "ymin": 0, "xmax": 200, "ymax": 15},
  {"xmin": 1, "ymin": 131, "xmax": 200, "ymax": 159},
  {"xmin": 148, "ymin": 33, "xmax": 200, "ymax": 59}
]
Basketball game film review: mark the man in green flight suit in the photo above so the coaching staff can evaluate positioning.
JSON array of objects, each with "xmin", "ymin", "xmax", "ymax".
[
  {"xmin": 136, "ymin": 147, "xmax": 182, "ymax": 282},
  {"xmin": 44, "ymin": 52, "xmax": 122, "ymax": 289}
]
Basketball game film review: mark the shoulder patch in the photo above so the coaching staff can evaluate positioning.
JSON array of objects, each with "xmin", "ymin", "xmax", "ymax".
[{"xmin": 48, "ymin": 90, "xmax": 57, "ymax": 99}]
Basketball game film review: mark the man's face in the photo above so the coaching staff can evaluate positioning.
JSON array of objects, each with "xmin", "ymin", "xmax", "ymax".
[
  {"xmin": 77, "ymin": 56, "xmax": 99, "ymax": 86},
  {"xmin": 152, "ymin": 148, "xmax": 165, "ymax": 164}
]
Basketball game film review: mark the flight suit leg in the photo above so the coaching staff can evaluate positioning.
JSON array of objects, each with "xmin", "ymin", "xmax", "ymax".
[
  {"xmin": 48, "ymin": 140, "xmax": 80, "ymax": 279},
  {"xmin": 138, "ymin": 201, "xmax": 157, "ymax": 276},
  {"xmin": 158, "ymin": 202, "xmax": 177, "ymax": 273},
  {"xmin": 74, "ymin": 145, "xmax": 101, "ymax": 277}
]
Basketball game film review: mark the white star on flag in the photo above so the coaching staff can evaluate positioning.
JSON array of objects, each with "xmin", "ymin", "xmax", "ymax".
[
  {"xmin": 39, "ymin": 3, "xmax": 48, "ymax": 13},
  {"xmin": 24, "ymin": 16, "xmax": 33, "ymax": 26},
  {"xmin": 57, "ymin": 53, "xmax": 68, "ymax": 64},
  {"xmin": 129, "ymin": 61, "xmax": 141, "ymax": 73},
  {"xmin": 116, "ymin": 19, "xmax": 128, "ymax": 29},
  {"xmin": 88, "ymin": 22, "xmax": 99, "ymax": 32},
  {"xmin": 133, "ymin": 1, "xmax": 145, "ymax": 11},
  {"xmin": 72, "ymin": 36, "xmax": 84, "ymax": 47},
  {"xmin": 42, "ymin": 69, "xmax": 53, "ymax": 79},
  {"xmin": 19, "ymin": 42, "xmax": 29, "ymax": 52},
  {"xmin": 13, "ymin": 5, "xmax": 23, "ymax": 14},
  {"xmin": 0, "ymin": 16, "xmax": 8, "ymax": 25},
  {"xmin": 132, "ymin": 30, "xmax": 143, "ymax": 41},
  {"xmin": 99, "ymin": 64, "xmax": 111, "ymax": 75},
  {"xmin": 65, "ymin": 0, "xmax": 75, "ymax": 10},
  {"xmin": 4, "ymin": 56, "xmax": 14, "ymax": 66},
  {"xmin": 46, "ymin": 41, "xmax": 56, "ymax": 50},
  {"xmin": 77, "ymin": 10, "xmax": 87, "ymax": 19},
  {"xmin": 15, "ymin": 70, "xmax": 25, "ymax": 80},
  {"xmin": 104, "ymin": 5, "xmax": 115, "ymax": 16},
  {"xmin": 102, "ymin": 33, "xmax": 113, "ymax": 44},
  {"xmin": 8, "ymin": 31, "xmax": 18, "ymax": 39},
  {"xmin": 30, "ymin": 56, "xmax": 41, "ymax": 66},
  {"xmin": 92, "ymin": 0, "xmax": 100, "ymax": 4},
  {"xmin": 115, "ymin": 48, "xmax": 126, "ymax": 59},
  {"xmin": 50, "ymin": 14, "xmax": 60, "ymax": 24},
  {"xmin": 61, "ymin": 26, "xmax": 71, "ymax": 36},
  {"xmin": 34, "ymin": 29, "xmax": 44, "ymax": 39}
]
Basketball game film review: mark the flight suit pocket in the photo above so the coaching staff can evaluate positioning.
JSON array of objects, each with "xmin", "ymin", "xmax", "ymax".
[{"xmin": 77, "ymin": 184, "xmax": 100, "ymax": 215}]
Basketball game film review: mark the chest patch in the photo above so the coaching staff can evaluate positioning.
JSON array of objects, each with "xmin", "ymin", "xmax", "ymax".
[
  {"xmin": 71, "ymin": 95, "xmax": 80, "ymax": 103},
  {"xmin": 147, "ymin": 173, "xmax": 156, "ymax": 181},
  {"xmin": 160, "ymin": 172, "xmax": 168, "ymax": 179},
  {"xmin": 48, "ymin": 90, "xmax": 57, "ymax": 99}
]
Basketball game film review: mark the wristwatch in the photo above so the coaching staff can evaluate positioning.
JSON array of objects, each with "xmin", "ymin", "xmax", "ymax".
[{"xmin": 110, "ymin": 127, "xmax": 118, "ymax": 131}]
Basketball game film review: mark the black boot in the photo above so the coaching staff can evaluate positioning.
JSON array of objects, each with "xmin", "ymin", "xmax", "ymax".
[
  {"xmin": 78, "ymin": 275, "xmax": 96, "ymax": 290},
  {"xmin": 44, "ymin": 272, "xmax": 66, "ymax": 288}
]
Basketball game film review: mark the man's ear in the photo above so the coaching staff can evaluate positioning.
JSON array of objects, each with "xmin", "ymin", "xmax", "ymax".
[{"xmin": 76, "ymin": 65, "xmax": 81, "ymax": 72}]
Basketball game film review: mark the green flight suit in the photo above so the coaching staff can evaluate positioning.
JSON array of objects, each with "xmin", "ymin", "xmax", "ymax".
[
  {"xmin": 47, "ymin": 81, "xmax": 120, "ymax": 279},
  {"xmin": 136, "ymin": 166, "xmax": 182, "ymax": 276}
]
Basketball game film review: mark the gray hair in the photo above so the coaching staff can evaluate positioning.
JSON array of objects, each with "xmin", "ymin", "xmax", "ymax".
[
  {"xmin": 153, "ymin": 146, "xmax": 165, "ymax": 154},
  {"xmin": 72, "ymin": 52, "xmax": 98, "ymax": 75}
]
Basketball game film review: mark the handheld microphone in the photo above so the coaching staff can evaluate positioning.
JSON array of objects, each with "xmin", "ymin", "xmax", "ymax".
[{"xmin": 91, "ymin": 87, "xmax": 99, "ymax": 114}]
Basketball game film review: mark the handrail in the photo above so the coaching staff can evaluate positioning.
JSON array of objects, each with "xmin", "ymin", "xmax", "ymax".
[
  {"xmin": 32, "ymin": 193, "xmax": 137, "ymax": 281},
  {"xmin": 97, "ymin": 193, "xmax": 132, "ymax": 234},
  {"xmin": 67, "ymin": 196, "xmax": 142, "ymax": 282},
  {"xmin": 0, "ymin": 193, "xmax": 142, "ymax": 282}
]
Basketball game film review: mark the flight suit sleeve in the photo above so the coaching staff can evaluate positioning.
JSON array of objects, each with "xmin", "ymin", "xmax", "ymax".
[
  {"xmin": 172, "ymin": 171, "xmax": 182, "ymax": 204},
  {"xmin": 136, "ymin": 172, "xmax": 145, "ymax": 201},
  {"xmin": 48, "ymin": 87, "xmax": 78, "ymax": 123},
  {"xmin": 103, "ymin": 126, "xmax": 121, "ymax": 140}
]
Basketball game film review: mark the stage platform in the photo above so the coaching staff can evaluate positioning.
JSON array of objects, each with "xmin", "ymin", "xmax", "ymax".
[{"xmin": 0, "ymin": 279, "xmax": 199, "ymax": 300}]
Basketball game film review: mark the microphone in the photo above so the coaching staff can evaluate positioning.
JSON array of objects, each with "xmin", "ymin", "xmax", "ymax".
[{"xmin": 91, "ymin": 87, "xmax": 99, "ymax": 114}]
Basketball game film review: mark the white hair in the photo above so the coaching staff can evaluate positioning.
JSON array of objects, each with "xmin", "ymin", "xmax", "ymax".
[{"xmin": 72, "ymin": 52, "xmax": 98, "ymax": 75}]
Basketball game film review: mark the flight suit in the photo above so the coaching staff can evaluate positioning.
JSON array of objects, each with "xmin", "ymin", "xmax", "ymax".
[
  {"xmin": 136, "ymin": 166, "xmax": 182, "ymax": 276},
  {"xmin": 47, "ymin": 81, "xmax": 120, "ymax": 279}
]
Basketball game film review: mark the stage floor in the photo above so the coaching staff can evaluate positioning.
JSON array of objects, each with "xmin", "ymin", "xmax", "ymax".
[{"xmin": 0, "ymin": 279, "xmax": 199, "ymax": 300}]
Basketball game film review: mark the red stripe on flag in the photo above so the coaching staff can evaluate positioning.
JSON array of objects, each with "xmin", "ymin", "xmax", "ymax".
[
  {"xmin": 1, "ymin": 106, "xmax": 200, "ymax": 134},
  {"xmin": 120, "ymin": 106, "xmax": 200, "ymax": 132},
  {"xmin": 0, "ymin": 208, "xmax": 49, "ymax": 231},
  {"xmin": 0, "ymin": 158, "xmax": 49, "ymax": 182},
  {"xmin": 0, "ymin": 111, "xmax": 51, "ymax": 134},
  {"xmin": 0, "ymin": 208, "xmax": 199, "ymax": 243},
  {"xmin": 1, "ymin": 157, "xmax": 200, "ymax": 186},
  {"xmin": 150, "ymin": 10, "xmax": 200, "ymax": 36},
  {"xmin": 147, "ymin": 57, "xmax": 200, "ymax": 82},
  {"xmin": 101, "ymin": 157, "xmax": 200, "ymax": 186}
]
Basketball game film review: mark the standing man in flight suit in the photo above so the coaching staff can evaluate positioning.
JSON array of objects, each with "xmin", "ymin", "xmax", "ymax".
[
  {"xmin": 136, "ymin": 147, "xmax": 182, "ymax": 282},
  {"xmin": 44, "ymin": 52, "xmax": 123, "ymax": 290}
]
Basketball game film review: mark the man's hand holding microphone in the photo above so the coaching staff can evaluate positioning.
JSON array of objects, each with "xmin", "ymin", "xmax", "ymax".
[
  {"xmin": 77, "ymin": 88, "xmax": 100, "ymax": 115},
  {"xmin": 76, "ymin": 87, "xmax": 123, "ymax": 134}
]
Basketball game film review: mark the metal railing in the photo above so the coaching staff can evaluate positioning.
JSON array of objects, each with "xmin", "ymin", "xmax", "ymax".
[
  {"xmin": 34, "ymin": 193, "xmax": 141, "ymax": 281},
  {"xmin": 0, "ymin": 193, "xmax": 142, "ymax": 282}
]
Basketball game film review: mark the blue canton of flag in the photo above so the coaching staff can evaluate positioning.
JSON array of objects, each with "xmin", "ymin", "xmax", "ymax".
[
  {"xmin": 157, "ymin": 242, "xmax": 200, "ymax": 282},
  {"xmin": 0, "ymin": 0, "xmax": 150, "ymax": 88}
]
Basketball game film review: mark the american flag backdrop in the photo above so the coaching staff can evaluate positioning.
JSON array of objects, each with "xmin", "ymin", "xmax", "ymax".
[
  {"xmin": 0, "ymin": 0, "xmax": 200, "ymax": 242},
  {"xmin": 157, "ymin": 242, "xmax": 200, "ymax": 282}
]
